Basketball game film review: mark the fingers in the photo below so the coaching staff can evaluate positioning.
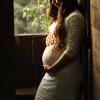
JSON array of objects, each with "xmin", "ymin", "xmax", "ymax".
[
  {"xmin": 46, "ymin": 38, "xmax": 54, "ymax": 45},
  {"xmin": 43, "ymin": 64, "xmax": 50, "ymax": 68},
  {"xmin": 43, "ymin": 64, "xmax": 50, "ymax": 71},
  {"xmin": 52, "ymin": 34, "xmax": 56, "ymax": 43},
  {"xmin": 46, "ymin": 33, "xmax": 56, "ymax": 46}
]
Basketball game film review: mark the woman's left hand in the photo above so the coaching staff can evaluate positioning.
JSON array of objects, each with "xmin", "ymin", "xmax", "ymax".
[{"xmin": 43, "ymin": 65, "xmax": 51, "ymax": 71}]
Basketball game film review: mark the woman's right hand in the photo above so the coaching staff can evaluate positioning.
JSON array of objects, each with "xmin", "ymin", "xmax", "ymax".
[{"xmin": 46, "ymin": 33, "xmax": 56, "ymax": 46}]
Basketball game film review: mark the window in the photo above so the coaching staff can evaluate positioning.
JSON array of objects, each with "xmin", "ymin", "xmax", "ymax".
[{"xmin": 14, "ymin": 0, "xmax": 49, "ymax": 35}]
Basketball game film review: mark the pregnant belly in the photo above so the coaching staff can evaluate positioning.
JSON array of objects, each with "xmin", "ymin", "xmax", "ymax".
[{"xmin": 42, "ymin": 45, "xmax": 63, "ymax": 66}]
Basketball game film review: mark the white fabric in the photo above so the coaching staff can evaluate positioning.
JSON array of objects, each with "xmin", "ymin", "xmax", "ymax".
[{"xmin": 35, "ymin": 10, "xmax": 85, "ymax": 100}]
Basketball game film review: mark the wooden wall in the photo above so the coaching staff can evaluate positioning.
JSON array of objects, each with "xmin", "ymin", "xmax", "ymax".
[
  {"xmin": 0, "ymin": 0, "xmax": 15, "ymax": 99},
  {"xmin": 15, "ymin": 34, "xmax": 46, "ymax": 88},
  {"xmin": 90, "ymin": 0, "xmax": 100, "ymax": 100}
]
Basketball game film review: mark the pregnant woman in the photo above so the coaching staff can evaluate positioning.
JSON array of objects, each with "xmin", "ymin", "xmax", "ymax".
[{"xmin": 35, "ymin": 0, "xmax": 85, "ymax": 100}]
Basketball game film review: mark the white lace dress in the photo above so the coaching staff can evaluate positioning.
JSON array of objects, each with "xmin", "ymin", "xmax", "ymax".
[{"xmin": 35, "ymin": 11, "xmax": 85, "ymax": 100}]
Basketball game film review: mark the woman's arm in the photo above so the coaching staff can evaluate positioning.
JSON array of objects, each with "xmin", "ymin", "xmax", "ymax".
[{"xmin": 43, "ymin": 51, "xmax": 72, "ymax": 72}]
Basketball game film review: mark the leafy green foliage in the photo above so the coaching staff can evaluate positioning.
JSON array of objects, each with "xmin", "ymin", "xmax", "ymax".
[
  {"xmin": 22, "ymin": 0, "xmax": 50, "ymax": 33},
  {"xmin": 14, "ymin": 0, "xmax": 34, "ymax": 34},
  {"xmin": 14, "ymin": 0, "xmax": 31, "ymax": 6},
  {"xmin": 14, "ymin": 0, "xmax": 49, "ymax": 34}
]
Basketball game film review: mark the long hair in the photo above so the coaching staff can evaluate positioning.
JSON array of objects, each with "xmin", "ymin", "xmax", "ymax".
[{"xmin": 48, "ymin": 0, "xmax": 78, "ymax": 48}]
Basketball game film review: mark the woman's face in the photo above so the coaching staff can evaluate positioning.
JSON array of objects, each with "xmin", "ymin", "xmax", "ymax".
[{"xmin": 52, "ymin": 0, "xmax": 61, "ymax": 8}]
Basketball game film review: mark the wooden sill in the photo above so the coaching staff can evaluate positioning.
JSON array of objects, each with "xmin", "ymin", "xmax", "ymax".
[{"xmin": 16, "ymin": 87, "xmax": 37, "ymax": 96}]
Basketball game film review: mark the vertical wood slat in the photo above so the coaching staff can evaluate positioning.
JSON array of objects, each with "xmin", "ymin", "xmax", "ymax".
[
  {"xmin": 15, "ymin": 36, "xmax": 33, "ymax": 87},
  {"xmin": 15, "ymin": 34, "xmax": 46, "ymax": 88},
  {"xmin": 90, "ymin": 0, "xmax": 100, "ymax": 100},
  {"xmin": 32, "ymin": 35, "xmax": 46, "ymax": 87}
]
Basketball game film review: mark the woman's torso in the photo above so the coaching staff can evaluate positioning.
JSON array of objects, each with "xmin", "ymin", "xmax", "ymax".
[
  {"xmin": 42, "ymin": 10, "xmax": 84, "ymax": 66},
  {"xmin": 42, "ymin": 20, "xmax": 64, "ymax": 66}
]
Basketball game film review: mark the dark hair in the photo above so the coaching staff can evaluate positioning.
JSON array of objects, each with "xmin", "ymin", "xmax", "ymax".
[{"xmin": 48, "ymin": 0, "xmax": 79, "ymax": 48}]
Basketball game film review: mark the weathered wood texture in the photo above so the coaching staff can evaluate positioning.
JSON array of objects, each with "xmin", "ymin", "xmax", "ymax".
[
  {"xmin": 15, "ymin": 34, "xmax": 46, "ymax": 88},
  {"xmin": 90, "ymin": 0, "xmax": 100, "ymax": 100}
]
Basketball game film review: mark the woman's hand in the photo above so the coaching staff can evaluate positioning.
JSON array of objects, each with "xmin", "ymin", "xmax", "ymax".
[
  {"xmin": 46, "ymin": 33, "xmax": 56, "ymax": 46},
  {"xmin": 43, "ymin": 64, "xmax": 56, "ymax": 72},
  {"xmin": 43, "ymin": 52, "xmax": 72, "ymax": 73},
  {"xmin": 43, "ymin": 64, "xmax": 51, "ymax": 72}
]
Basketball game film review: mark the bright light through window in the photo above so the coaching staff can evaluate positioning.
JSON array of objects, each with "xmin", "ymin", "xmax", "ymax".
[{"xmin": 14, "ymin": 0, "xmax": 49, "ymax": 35}]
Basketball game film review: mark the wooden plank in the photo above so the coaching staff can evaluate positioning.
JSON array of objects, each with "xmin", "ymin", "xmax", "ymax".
[
  {"xmin": 91, "ymin": 27, "xmax": 100, "ymax": 71},
  {"xmin": 90, "ymin": 7, "xmax": 100, "ymax": 31},
  {"xmin": 16, "ymin": 87, "xmax": 37, "ymax": 96},
  {"xmin": 90, "ymin": 0, "xmax": 95, "ymax": 7},
  {"xmin": 91, "ymin": 0, "xmax": 100, "ymax": 10}
]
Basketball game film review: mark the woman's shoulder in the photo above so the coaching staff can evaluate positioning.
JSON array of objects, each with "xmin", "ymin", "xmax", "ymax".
[
  {"xmin": 65, "ymin": 10, "xmax": 85, "ymax": 23},
  {"xmin": 64, "ymin": 10, "xmax": 85, "ymax": 27}
]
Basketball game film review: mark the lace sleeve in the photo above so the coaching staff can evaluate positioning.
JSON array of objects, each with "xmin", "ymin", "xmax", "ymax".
[{"xmin": 64, "ymin": 13, "xmax": 85, "ymax": 58}]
